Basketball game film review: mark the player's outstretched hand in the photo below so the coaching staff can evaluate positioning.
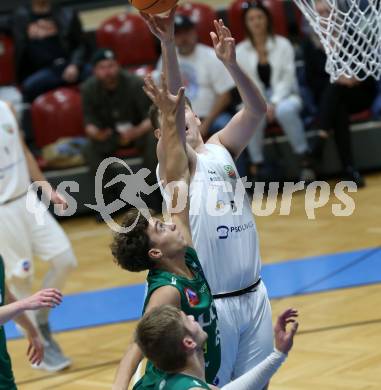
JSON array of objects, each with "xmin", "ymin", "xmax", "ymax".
[
  {"xmin": 210, "ymin": 19, "xmax": 236, "ymax": 65},
  {"xmin": 143, "ymin": 73, "xmax": 185, "ymax": 117},
  {"xmin": 274, "ymin": 308, "xmax": 299, "ymax": 354},
  {"xmin": 140, "ymin": 7, "xmax": 176, "ymax": 44},
  {"xmin": 27, "ymin": 331, "xmax": 44, "ymax": 365},
  {"xmin": 21, "ymin": 288, "xmax": 63, "ymax": 310}
]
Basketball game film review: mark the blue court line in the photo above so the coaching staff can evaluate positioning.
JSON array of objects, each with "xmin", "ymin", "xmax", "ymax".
[{"xmin": 5, "ymin": 246, "xmax": 381, "ymax": 340}]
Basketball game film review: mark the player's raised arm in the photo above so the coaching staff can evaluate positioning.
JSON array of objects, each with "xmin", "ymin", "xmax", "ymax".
[
  {"xmin": 140, "ymin": 8, "xmax": 186, "ymax": 146},
  {"xmin": 208, "ymin": 19, "xmax": 267, "ymax": 159},
  {"xmin": 143, "ymin": 73, "xmax": 193, "ymax": 245}
]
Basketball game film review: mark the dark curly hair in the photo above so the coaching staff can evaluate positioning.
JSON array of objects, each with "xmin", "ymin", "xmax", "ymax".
[{"xmin": 111, "ymin": 208, "xmax": 155, "ymax": 272}]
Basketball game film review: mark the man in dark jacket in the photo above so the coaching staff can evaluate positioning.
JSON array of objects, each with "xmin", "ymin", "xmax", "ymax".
[{"xmin": 12, "ymin": 0, "xmax": 87, "ymax": 102}]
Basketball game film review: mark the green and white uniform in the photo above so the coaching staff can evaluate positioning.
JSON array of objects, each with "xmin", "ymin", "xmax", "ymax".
[
  {"xmin": 134, "ymin": 247, "xmax": 221, "ymax": 389},
  {"xmin": 155, "ymin": 373, "xmax": 210, "ymax": 390},
  {"xmin": 0, "ymin": 257, "xmax": 17, "ymax": 390}
]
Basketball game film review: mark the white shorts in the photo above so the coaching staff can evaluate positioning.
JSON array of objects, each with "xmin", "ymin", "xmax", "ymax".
[
  {"xmin": 215, "ymin": 281, "xmax": 274, "ymax": 386},
  {"xmin": 0, "ymin": 192, "xmax": 71, "ymax": 280}
]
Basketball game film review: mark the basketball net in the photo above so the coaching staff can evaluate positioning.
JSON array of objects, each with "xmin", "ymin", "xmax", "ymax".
[{"xmin": 293, "ymin": 0, "xmax": 381, "ymax": 81}]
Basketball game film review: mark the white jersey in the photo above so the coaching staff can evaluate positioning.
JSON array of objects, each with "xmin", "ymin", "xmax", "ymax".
[
  {"xmin": 0, "ymin": 101, "xmax": 30, "ymax": 204},
  {"xmin": 158, "ymin": 143, "xmax": 261, "ymax": 295}
]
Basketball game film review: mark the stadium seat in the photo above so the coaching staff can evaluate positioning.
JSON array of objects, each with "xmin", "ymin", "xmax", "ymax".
[
  {"xmin": 96, "ymin": 13, "xmax": 158, "ymax": 66},
  {"xmin": 0, "ymin": 34, "xmax": 15, "ymax": 85},
  {"xmin": 31, "ymin": 87, "xmax": 85, "ymax": 149},
  {"xmin": 228, "ymin": 0, "xmax": 289, "ymax": 44},
  {"xmin": 177, "ymin": 2, "xmax": 218, "ymax": 46}
]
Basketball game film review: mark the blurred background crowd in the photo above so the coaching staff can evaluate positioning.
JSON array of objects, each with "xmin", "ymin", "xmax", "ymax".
[{"xmin": 1, "ymin": 0, "xmax": 381, "ymax": 216}]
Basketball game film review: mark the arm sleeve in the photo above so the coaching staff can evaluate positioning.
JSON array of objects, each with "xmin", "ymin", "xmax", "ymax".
[{"xmin": 221, "ymin": 349, "xmax": 287, "ymax": 390}]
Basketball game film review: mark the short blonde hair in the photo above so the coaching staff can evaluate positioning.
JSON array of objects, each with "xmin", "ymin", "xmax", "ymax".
[{"xmin": 135, "ymin": 305, "xmax": 188, "ymax": 372}]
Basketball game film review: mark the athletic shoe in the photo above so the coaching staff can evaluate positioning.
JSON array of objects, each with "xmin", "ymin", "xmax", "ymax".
[
  {"xmin": 34, "ymin": 322, "xmax": 71, "ymax": 372},
  {"xmin": 38, "ymin": 322, "xmax": 63, "ymax": 354},
  {"xmin": 31, "ymin": 342, "xmax": 71, "ymax": 372}
]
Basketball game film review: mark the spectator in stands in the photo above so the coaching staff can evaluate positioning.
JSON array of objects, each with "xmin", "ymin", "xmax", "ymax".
[
  {"xmin": 236, "ymin": 1, "xmax": 315, "ymax": 182},
  {"xmin": 301, "ymin": 0, "xmax": 377, "ymax": 187},
  {"xmin": 155, "ymin": 14, "xmax": 236, "ymax": 139},
  {"xmin": 81, "ymin": 49, "xmax": 161, "ymax": 217},
  {"xmin": 12, "ymin": 0, "xmax": 87, "ymax": 103}
]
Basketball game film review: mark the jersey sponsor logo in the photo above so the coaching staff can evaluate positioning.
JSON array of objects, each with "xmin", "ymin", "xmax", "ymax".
[
  {"xmin": 216, "ymin": 225, "xmax": 229, "ymax": 239},
  {"xmin": 224, "ymin": 164, "xmax": 236, "ymax": 179},
  {"xmin": 22, "ymin": 260, "xmax": 31, "ymax": 272},
  {"xmin": 184, "ymin": 287, "xmax": 200, "ymax": 307},
  {"xmin": 216, "ymin": 221, "xmax": 254, "ymax": 239}
]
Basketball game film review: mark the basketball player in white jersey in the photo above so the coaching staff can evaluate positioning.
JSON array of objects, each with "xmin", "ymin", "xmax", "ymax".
[
  {"xmin": 113, "ymin": 12, "xmax": 272, "ymax": 389},
  {"xmin": 0, "ymin": 100, "xmax": 77, "ymax": 371}
]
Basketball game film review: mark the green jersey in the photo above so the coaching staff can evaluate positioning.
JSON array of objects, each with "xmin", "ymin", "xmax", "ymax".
[
  {"xmin": 134, "ymin": 247, "xmax": 221, "ymax": 389},
  {"xmin": 155, "ymin": 373, "xmax": 210, "ymax": 389},
  {"xmin": 0, "ymin": 257, "xmax": 17, "ymax": 390}
]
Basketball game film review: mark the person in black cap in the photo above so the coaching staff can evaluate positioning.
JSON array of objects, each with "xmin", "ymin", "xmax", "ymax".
[
  {"xmin": 155, "ymin": 14, "xmax": 235, "ymax": 141},
  {"xmin": 81, "ymin": 48, "xmax": 161, "ymax": 219}
]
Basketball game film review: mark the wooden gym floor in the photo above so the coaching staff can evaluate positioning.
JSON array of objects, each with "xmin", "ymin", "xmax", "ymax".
[{"xmin": 6, "ymin": 172, "xmax": 381, "ymax": 390}]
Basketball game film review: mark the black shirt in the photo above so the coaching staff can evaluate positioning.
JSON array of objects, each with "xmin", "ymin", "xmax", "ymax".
[{"xmin": 26, "ymin": 11, "xmax": 66, "ymax": 71}]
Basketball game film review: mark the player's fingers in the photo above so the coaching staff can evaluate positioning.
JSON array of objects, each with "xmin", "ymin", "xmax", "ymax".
[
  {"xmin": 161, "ymin": 72, "xmax": 168, "ymax": 92},
  {"xmin": 175, "ymin": 87, "xmax": 185, "ymax": 105},
  {"xmin": 143, "ymin": 86, "xmax": 156, "ymax": 103},
  {"xmin": 213, "ymin": 20, "xmax": 222, "ymax": 38},
  {"xmin": 144, "ymin": 76, "xmax": 159, "ymax": 95},
  {"xmin": 222, "ymin": 25, "xmax": 232, "ymax": 38},
  {"xmin": 169, "ymin": 6, "xmax": 177, "ymax": 19},
  {"xmin": 27, "ymin": 342, "xmax": 32, "ymax": 357},
  {"xmin": 210, "ymin": 32, "xmax": 218, "ymax": 47},
  {"xmin": 290, "ymin": 321, "xmax": 299, "ymax": 336}
]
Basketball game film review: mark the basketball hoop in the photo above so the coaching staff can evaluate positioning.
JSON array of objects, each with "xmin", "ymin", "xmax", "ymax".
[{"xmin": 293, "ymin": 0, "xmax": 381, "ymax": 81}]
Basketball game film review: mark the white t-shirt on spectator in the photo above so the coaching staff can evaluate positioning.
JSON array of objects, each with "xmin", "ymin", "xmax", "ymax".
[{"xmin": 156, "ymin": 44, "xmax": 235, "ymax": 118}]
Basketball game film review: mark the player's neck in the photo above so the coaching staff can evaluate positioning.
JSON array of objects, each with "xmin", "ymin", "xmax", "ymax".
[
  {"xmin": 180, "ymin": 349, "xmax": 206, "ymax": 383},
  {"xmin": 192, "ymin": 136, "xmax": 206, "ymax": 154},
  {"xmin": 159, "ymin": 250, "xmax": 194, "ymax": 279}
]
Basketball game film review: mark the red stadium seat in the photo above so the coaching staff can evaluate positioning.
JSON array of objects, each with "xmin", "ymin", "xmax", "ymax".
[
  {"xmin": 228, "ymin": 0, "xmax": 289, "ymax": 44},
  {"xmin": 32, "ymin": 87, "xmax": 85, "ymax": 149},
  {"xmin": 96, "ymin": 13, "xmax": 158, "ymax": 66},
  {"xmin": 177, "ymin": 2, "xmax": 218, "ymax": 47},
  {"xmin": 0, "ymin": 34, "xmax": 15, "ymax": 85}
]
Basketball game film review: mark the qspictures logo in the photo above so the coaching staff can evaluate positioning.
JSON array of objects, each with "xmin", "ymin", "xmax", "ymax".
[{"xmin": 25, "ymin": 158, "xmax": 358, "ymax": 232}]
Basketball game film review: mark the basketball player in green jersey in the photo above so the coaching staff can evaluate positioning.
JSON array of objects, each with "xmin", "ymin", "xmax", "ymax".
[
  {"xmin": 0, "ymin": 256, "xmax": 62, "ymax": 389},
  {"xmin": 111, "ymin": 74, "xmax": 220, "ymax": 389},
  {"xmin": 135, "ymin": 305, "xmax": 298, "ymax": 390}
]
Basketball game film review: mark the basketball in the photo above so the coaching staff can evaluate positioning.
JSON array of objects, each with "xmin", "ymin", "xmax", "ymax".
[{"xmin": 130, "ymin": 0, "xmax": 178, "ymax": 15}]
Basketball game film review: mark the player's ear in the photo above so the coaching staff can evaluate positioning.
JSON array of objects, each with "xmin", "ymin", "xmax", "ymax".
[
  {"xmin": 182, "ymin": 335, "xmax": 197, "ymax": 351},
  {"xmin": 154, "ymin": 128, "xmax": 161, "ymax": 139},
  {"xmin": 148, "ymin": 248, "xmax": 162, "ymax": 260},
  {"xmin": 194, "ymin": 114, "xmax": 201, "ymax": 126}
]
